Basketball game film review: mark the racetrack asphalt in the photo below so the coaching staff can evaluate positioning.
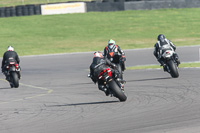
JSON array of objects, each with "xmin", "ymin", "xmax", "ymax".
[{"xmin": 0, "ymin": 45, "xmax": 200, "ymax": 133}]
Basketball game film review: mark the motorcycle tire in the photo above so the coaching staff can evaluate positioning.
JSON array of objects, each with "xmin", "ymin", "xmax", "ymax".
[
  {"xmin": 10, "ymin": 72, "xmax": 19, "ymax": 88},
  {"xmin": 167, "ymin": 60, "xmax": 179, "ymax": 78},
  {"xmin": 108, "ymin": 80, "xmax": 127, "ymax": 102}
]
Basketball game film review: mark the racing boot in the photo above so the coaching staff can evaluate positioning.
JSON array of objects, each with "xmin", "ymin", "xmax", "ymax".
[
  {"xmin": 3, "ymin": 71, "xmax": 10, "ymax": 81},
  {"xmin": 158, "ymin": 59, "xmax": 167, "ymax": 71},
  {"xmin": 121, "ymin": 62, "xmax": 126, "ymax": 71},
  {"xmin": 158, "ymin": 59, "xmax": 165, "ymax": 66},
  {"xmin": 116, "ymin": 78, "xmax": 126, "ymax": 84},
  {"xmin": 120, "ymin": 83, "xmax": 125, "ymax": 92},
  {"xmin": 174, "ymin": 53, "xmax": 180, "ymax": 66},
  {"xmin": 175, "ymin": 57, "xmax": 180, "ymax": 66},
  {"xmin": 18, "ymin": 71, "xmax": 21, "ymax": 79},
  {"xmin": 163, "ymin": 64, "xmax": 168, "ymax": 72},
  {"xmin": 98, "ymin": 85, "xmax": 109, "ymax": 96}
]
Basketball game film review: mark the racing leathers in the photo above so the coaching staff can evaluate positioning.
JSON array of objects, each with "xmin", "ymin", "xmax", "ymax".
[
  {"xmin": 89, "ymin": 57, "xmax": 119, "ymax": 95},
  {"xmin": 1, "ymin": 51, "xmax": 21, "ymax": 79},
  {"xmin": 104, "ymin": 44, "xmax": 126, "ymax": 71},
  {"xmin": 153, "ymin": 38, "xmax": 180, "ymax": 69}
]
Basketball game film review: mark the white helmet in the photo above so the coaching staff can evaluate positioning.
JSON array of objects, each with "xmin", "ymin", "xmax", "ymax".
[
  {"xmin": 108, "ymin": 39, "xmax": 116, "ymax": 49},
  {"xmin": 7, "ymin": 46, "xmax": 14, "ymax": 51}
]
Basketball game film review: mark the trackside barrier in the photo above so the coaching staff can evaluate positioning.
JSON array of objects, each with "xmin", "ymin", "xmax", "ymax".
[
  {"xmin": 0, "ymin": 4, "xmax": 41, "ymax": 18},
  {"xmin": 86, "ymin": 2, "xmax": 124, "ymax": 12},
  {"xmin": 0, "ymin": 0, "xmax": 200, "ymax": 18}
]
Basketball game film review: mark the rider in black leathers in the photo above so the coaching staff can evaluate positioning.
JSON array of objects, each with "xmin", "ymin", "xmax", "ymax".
[
  {"xmin": 1, "ymin": 46, "xmax": 21, "ymax": 80},
  {"xmin": 103, "ymin": 39, "xmax": 126, "ymax": 71},
  {"xmin": 89, "ymin": 52, "xmax": 120, "ymax": 95},
  {"xmin": 153, "ymin": 34, "xmax": 180, "ymax": 71}
]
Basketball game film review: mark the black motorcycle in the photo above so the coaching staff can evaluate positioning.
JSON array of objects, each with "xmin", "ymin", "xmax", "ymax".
[
  {"xmin": 90, "ymin": 67, "xmax": 127, "ymax": 102},
  {"xmin": 5, "ymin": 61, "xmax": 21, "ymax": 88}
]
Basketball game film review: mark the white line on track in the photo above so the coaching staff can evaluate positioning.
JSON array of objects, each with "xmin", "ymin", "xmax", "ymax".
[{"xmin": 0, "ymin": 79, "xmax": 53, "ymax": 105}]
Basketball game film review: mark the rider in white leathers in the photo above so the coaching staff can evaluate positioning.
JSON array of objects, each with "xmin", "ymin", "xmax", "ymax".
[{"xmin": 153, "ymin": 34, "xmax": 180, "ymax": 71}]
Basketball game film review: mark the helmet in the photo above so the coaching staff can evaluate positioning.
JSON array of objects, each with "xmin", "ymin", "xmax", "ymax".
[
  {"xmin": 108, "ymin": 39, "xmax": 115, "ymax": 46},
  {"xmin": 108, "ymin": 39, "xmax": 116, "ymax": 50},
  {"xmin": 157, "ymin": 34, "xmax": 165, "ymax": 42},
  {"xmin": 94, "ymin": 51, "xmax": 103, "ymax": 58},
  {"xmin": 7, "ymin": 46, "xmax": 14, "ymax": 51}
]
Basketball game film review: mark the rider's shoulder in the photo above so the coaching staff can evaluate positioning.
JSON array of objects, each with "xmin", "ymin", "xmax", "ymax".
[
  {"xmin": 115, "ymin": 44, "xmax": 119, "ymax": 48},
  {"xmin": 154, "ymin": 42, "xmax": 159, "ymax": 47}
]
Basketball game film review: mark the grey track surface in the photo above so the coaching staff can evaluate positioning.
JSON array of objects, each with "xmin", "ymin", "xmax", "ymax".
[{"xmin": 0, "ymin": 45, "xmax": 200, "ymax": 133}]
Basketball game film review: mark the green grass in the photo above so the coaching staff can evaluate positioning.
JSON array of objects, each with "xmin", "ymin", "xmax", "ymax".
[
  {"xmin": 0, "ymin": 8, "xmax": 200, "ymax": 56},
  {"xmin": 0, "ymin": 0, "xmax": 91, "ymax": 7},
  {"xmin": 127, "ymin": 62, "xmax": 200, "ymax": 70}
]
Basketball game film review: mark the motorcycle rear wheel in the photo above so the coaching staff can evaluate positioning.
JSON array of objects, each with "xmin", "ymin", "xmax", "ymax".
[
  {"xmin": 10, "ymin": 72, "xmax": 19, "ymax": 88},
  {"xmin": 109, "ymin": 80, "xmax": 127, "ymax": 102}
]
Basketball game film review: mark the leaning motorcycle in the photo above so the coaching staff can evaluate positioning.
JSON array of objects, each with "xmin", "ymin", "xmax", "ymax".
[
  {"xmin": 106, "ymin": 52, "xmax": 124, "ymax": 79},
  {"xmin": 5, "ymin": 61, "xmax": 21, "ymax": 88},
  {"xmin": 97, "ymin": 67, "xmax": 127, "ymax": 102},
  {"xmin": 161, "ymin": 47, "xmax": 179, "ymax": 78}
]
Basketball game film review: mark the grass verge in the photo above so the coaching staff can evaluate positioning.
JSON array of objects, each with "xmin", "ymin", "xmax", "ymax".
[
  {"xmin": 127, "ymin": 62, "xmax": 200, "ymax": 70},
  {"xmin": 0, "ymin": 8, "xmax": 200, "ymax": 56}
]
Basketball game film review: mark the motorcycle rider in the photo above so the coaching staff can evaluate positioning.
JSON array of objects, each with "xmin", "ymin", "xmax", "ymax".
[
  {"xmin": 103, "ymin": 39, "xmax": 126, "ymax": 71},
  {"xmin": 89, "ymin": 51, "xmax": 123, "ymax": 96},
  {"xmin": 1, "ymin": 46, "xmax": 21, "ymax": 80},
  {"xmin": 153, "ymin": 34, "xmax": 180, "ymax": 71}
]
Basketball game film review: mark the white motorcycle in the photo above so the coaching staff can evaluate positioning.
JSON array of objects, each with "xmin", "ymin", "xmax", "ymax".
[{"xmin": 160, "ymin": 46, "xmax": 179, "ymax": 78}]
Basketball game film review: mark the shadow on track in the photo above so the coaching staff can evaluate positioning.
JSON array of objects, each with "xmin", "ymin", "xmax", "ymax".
[
  {"xmin": 0, "ymin": 87, "xmax": 12, "ymax": 90},
  {"xmin": 126, "ymin": 77, "xmax": 171, "ymax": 82},
  {"xmin": 48, "ymin": 100, "xmax": 119, "ymax": 107},
  {"xmin": 70, "ymin": 82, "xmax": 94, "ymax": 86}
]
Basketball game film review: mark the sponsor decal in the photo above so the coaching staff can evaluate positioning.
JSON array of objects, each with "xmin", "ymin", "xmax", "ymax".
[{"xmin": 41, "ymin": 2, "xmax": 86, "ymax": 15}]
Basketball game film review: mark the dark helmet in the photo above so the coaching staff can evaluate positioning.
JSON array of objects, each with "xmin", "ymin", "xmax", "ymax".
[{"xmin": 157, "ymin": 34, "xmax": 165, "ymax": 42}]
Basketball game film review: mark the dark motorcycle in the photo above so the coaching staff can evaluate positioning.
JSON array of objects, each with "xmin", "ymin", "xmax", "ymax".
[
  {"xmin": 106, "ymin": 52, "xmax": 125, "ymax": 79},
  {"xmin": 97, "ymin": 67, "xmax": 127, "ymax": 102},
  {"xmin": 5, "ymin": 61, "xmax": 21, "ymax": 88}
]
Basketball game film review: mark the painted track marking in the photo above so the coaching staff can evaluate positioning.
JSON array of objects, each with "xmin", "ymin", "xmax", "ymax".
[{"xmin": 0, "ymin": 79, "xmax": 53, "ymax": 105}]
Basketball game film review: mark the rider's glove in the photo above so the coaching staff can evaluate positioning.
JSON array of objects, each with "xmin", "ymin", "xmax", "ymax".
[
  {"xmin": 121, "ymin": 56, "xmax": 126, "ymax": 62},
  {"xmin": 113, "ymin": 64, "xmax": 117, "ymax": 69}
]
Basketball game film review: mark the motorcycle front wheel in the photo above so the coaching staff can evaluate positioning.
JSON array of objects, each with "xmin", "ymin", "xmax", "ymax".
[{"xmin": 167, "ymin": 60, "xmax": 179, "ymax": 78}]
